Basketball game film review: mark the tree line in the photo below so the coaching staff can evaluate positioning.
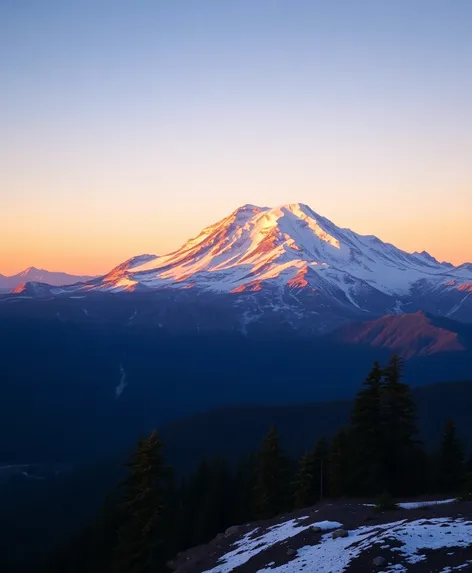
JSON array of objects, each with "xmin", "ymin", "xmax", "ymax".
[{"xmin": 39, "ymin": 355, "xmax": 472, "ymax": 573}]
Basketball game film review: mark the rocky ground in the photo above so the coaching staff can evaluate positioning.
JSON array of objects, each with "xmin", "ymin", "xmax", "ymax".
[{"xmin": 170, "ymin": 498, "xmax": 472, "ymax": 573}]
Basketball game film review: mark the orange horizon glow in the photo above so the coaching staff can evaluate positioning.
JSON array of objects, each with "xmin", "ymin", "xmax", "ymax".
[
  {"xmin": 1, "ymin": 204, "xmax": 471, "ymax": 277},
  {"xmin": 2, "ymin": 3, "xmax": 471, "ymax": 278}
]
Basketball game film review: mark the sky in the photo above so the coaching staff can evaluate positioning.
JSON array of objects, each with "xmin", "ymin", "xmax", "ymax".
[{"xmin": 1, "ymin": 0, "xmax": 471, "ymax": 276}]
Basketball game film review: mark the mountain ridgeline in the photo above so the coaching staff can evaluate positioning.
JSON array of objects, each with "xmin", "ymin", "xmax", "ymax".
[
  {"xmin": 0, "ymin": 267, "xmax": 94, "ymax": 293},
  {"xmin": 2, "ymin": 203, "xmax": 471, "ymax": 333}
]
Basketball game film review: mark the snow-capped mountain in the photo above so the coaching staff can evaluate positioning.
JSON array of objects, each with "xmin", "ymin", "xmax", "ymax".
[
  {"xmin": 6, "ymin": 203, "xmax": 472, "ymax": 331},
  {"xmin": 0, "ymin": 267, "xmax": 94, "ymax": 293}
]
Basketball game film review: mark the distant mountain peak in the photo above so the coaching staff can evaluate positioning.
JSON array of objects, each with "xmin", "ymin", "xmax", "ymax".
[
  {"xmin": 19, "ymin": 266, "xmax": 39, "ymax": 276},
  {"xmin": 0, "ymin": 267, "xmax": 95, "ymax": 292}
]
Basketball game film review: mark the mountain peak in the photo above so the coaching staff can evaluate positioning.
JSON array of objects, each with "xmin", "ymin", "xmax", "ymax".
[
  {"xmin": 236, "ymin": 203, "xmax": 265, "ymax": 212},
  {"xmin": 8, "ymin": 203, "xmax": 472, "ymax": 329},
  {"xmin": 0, "ymin": 267, "xmax": 95, "ymax": 292},
  {"xmin": 20, "ymin": 266, "xmax": 39, "ymax": 276},
  {"xmin": 281, "ymin": 202, "xmax": 313, "ymax": 214},
  {"xmin": 230, "ymin": 203, "xmax": 319, "ymax": 223},
  {"xmin": 102, "ymin": 201, "xmax": 434, "ymax": 296},
  {"xmin": 230, "ymin": 203, "xmax": 267, "ymax": 222}
]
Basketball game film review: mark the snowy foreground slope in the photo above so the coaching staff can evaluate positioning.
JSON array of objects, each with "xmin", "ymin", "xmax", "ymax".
[
  {"xmin": 7, "ymin": 203, "xmax": 472, "ymax": 330},
  {"xmin": 170, "ymin": 499, "xmax": 472, "ymax": 573}
]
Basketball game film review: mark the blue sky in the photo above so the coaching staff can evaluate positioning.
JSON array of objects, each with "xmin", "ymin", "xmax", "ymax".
[{"xmin": 1, "ymin": 0, "xmax": 471, "ymax": 274}]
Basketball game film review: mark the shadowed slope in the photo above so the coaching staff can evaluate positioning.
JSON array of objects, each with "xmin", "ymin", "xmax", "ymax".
[{"xmin": 330, "ymin": 311, "xmax": 471, "ymax": 358}]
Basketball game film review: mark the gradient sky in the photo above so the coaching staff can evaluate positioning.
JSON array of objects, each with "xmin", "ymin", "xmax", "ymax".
[{"xmin": 2, "ymin": 0, "xmax": 471, "ymax": 276}]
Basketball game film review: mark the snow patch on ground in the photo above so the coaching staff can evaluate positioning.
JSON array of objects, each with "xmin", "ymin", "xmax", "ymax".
[
  {"xmin": 256, "ymin": 520, "xmax": 406, "ymax": 573},
  {"xmin": 389, "ymin": 518, "xmax": 472, "ymax": 564},
  {"xmin": 253, "ymin": 518, "xmax": 472, "ymax": 573},
  {"xmin": 363, "ymin": 498, "xmax": 456, "ymax": 510},
  {"xmin": 202, "ymin": 518, "xmax": 342, "ymax": 573},
  {"xmin": 398, "ymin": 498, "xmax": 456, "ymax": 510},
  {"xmin": 440, "ymin": 562, "xmax": 472, "ymax": 572}
]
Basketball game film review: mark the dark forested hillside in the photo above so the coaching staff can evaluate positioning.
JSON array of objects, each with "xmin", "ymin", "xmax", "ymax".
[
  {"xmin": 1, "ymin": 376, "xmax": 471, "ymax": 572},
  {"xmin": 21, "ymin": 359, "xmax": 472, "ymax": 573},
  {"xmin": 160, "ymin": 379, "xmax": 472, "ymax": 473}
]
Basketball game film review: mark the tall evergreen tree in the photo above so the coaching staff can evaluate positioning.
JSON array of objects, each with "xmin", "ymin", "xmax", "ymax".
[
  {"xmin": 462, "ymin": 453, "xmax": 472, "ymax": 501},
  {"xmin": 113, "ymin": 431, "xmax": 175, "ymax": 573},
  {"xmin": 327, "ymin": 428, "xmax": 352, "ymax": 498},
  {"xmin": 381, "ymin": 355, "xmax": 419, "ymax": 494},
  {"xmin": 350, "ymin": 361, "xmax": 384, "ymax": 494},
  {"xmin": 234, "ymin": 454, "xmax": 257, "ymax": 524},
  {"xmin": 254, "ymin": 427, "xmax": 290, "ymax": 519},
  {"xmin": 176, "ymin": 458, "xmax": 211, "ymax": 550},
  {"xmin": 466, "ymin": 451, "xmax": 472, "ymax": 474},
  {"xmin": 292, "ymin": 451, "xmax": 316, "ymax": 509},
  {"xmin": 190, "ymin": 458, "xmax": 233, "ymax": 546},
  {"xmin": 438, "ymin": 419, "xmax": 465, "ymax": 493},
  {"xmin": 312, "ymin": 437, "xmax": 328, "ymax": 502}
]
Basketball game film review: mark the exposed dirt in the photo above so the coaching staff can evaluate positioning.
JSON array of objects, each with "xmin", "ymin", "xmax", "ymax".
[{"xmin": 170, "ymin": 498, "xmax": 472, "ymax": 573}]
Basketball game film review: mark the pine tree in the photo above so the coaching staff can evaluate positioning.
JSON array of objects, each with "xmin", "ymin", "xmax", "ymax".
[
  {"xmin": 292, "ymin": 451, "xmax": 316, "ymax": 508},
  {"xmin": 328, "ymin": 428, "xmax": 352, "ymax": 498},
  {"xmin": 254, "ymin": 427, "xmax": 290, "ymax": 519},
  {"xmin": 82, "ymin": 491, "xmax": 126, "ymax": 573},
  {"xmin": 350, "ymin": 361, "xmax": 384, "ymax": 494},
  {"xmin": 461, "ymin": 452, "xmax": 472, "ymax": 501},
  {"xmin": 178, "ymin": 458, "xmax": 209, "ymax": 548},
  {"xmin": 191, "ymin": 458, "xmax": 233, "ymax": 546},
  {"xmin": 466, "ymin": 451, "xmax": 472, "ymax": 474},
  {"xmin": 234, "ymin": 454, "xmax": 257, "ymax": 524},
  {"xmin": 312, "ymin": 437, "xmax": 328, "ymax": 502},
  {"xmin": 381, "ymin": 355, "xmax": 419, "ymax": 495},
  {"xmin": 438, "ymin": 419, "xmax": 465, "ymax": 493},
  {"xmin": 113, "ymin": 431, "xmax": 174, "ymax": 573}
]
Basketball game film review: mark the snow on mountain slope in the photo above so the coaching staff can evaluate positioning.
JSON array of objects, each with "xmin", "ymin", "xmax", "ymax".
[
  {"xmin": 0, "ymin": 267, "xmax": 94, "ymax": 291},
  {"xmin": 6, "ymin": 203, "xmax": 472, "ymax": 326},
  {"xmin": 67, "ymin": 203, "xmax": 472, "ymax": 299}
]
